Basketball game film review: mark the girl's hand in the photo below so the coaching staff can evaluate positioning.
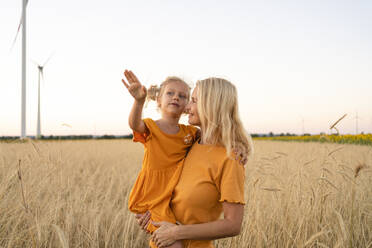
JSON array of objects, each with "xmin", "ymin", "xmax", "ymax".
[
  {"xmin": 234, "ymin": 143, "xmax": 248, "ymax": 166},
  {"xmin": 152, "ymin": 221, "xmax": 178, "ymax": 248},
  {"xmin": 135, "ymin": 211, "xmax": 151, "ymax": 233},
  {"xmin": 122, "ymin": 70, "xmax": 147, "ymax": 102}
]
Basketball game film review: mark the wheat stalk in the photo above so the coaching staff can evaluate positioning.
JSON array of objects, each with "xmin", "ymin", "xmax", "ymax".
[{"xmin": 330, "ymin": 114, "xmax": 347, "ymax": 135}]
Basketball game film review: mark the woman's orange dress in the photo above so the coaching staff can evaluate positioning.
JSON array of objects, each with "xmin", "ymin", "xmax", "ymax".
[
  {"xmin": 128, "ymin": 118, "xmax": 197, "ymax": 234},
  {"xmin": 171, "ymin": 142, "xmax": 246, "ymax": 248}
]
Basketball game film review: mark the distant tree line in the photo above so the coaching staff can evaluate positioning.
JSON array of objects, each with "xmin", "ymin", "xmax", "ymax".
[
  {"xmin": 251, "ymin": 132, "xmax": 300, "ymax": 138},
  {"xmin": 2, "ymin": 132, "xmax": 302, "ymax": 141},
  {"xmin": 0, "ymin": 134, "xmax": 134, "ymax": 141}
]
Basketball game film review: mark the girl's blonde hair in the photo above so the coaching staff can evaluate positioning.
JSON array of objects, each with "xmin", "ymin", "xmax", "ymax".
[
  {"xmin": 146, "ymin": 76, "xmax": 190, "ymax": 103},
  {"xmin": 196, "ymin": 77, "xmax": 253, "ymax": 158}
]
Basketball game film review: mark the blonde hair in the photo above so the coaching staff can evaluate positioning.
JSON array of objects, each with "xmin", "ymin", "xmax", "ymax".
[
  {"xmin": 146, "ymin": 76, "xmax": 190, "ymax": 103},
  {"xmin": 196, "ymin": 77, "xmax": 252, "ymax": 158}
]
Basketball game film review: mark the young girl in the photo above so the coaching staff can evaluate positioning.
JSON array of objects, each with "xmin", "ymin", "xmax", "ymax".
[{"xmin": 121, "ymin": 70, "xmax": 198, "ymax": 248}]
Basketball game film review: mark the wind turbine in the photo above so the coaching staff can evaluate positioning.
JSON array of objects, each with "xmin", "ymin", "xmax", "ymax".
[
  {"xmin": 11, "ymin": 0, "xmax": 29, "ymax": 139},
  {"xmin": 354, "ymin": 111, "xmax": 361, "ymax": 135},
  {"xmin": 33, "ymin": 55, "xmax": 53, "ymax": 139},
  {"xmin": 300, "ymin": 116, "xmax": 305, "ymax": 135}
]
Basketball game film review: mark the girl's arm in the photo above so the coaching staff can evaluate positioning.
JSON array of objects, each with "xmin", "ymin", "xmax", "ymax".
[
  {"xmin": 121, "ymin": 70, "xmax": 147, "ymax": 133},
  {"xmin": 128, "ymin": 98, "xmax": 146, "ymax": 133},
  {"xmin": 152, "ymin": 202, "xmax": 244, "ymax": 248}
]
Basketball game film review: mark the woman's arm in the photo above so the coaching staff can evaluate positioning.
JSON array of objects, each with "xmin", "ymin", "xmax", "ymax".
[
  {"xmin": 152, "ymin": 202, "xmax": 244, "ymax": 247},
  {"xmin": 121, "ymin": 70, "xmax": 147, "ymax": 133},
  {"xmin": 176, "ymin": 202, "xmax": 244, "ymax": 239}
]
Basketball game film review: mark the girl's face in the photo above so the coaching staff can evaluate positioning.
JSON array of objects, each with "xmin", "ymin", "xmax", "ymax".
[
  {"xmin": 157, "ymin": 81, "xmax": 189, "ymax": 117},
  {"xmin": 186, "ymin": 87, "xmax": 201, "ymax": 126}
]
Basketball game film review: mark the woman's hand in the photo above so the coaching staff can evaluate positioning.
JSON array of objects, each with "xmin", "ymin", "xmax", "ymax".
[
  {"xmin": 122, "ymin": 70, "xmax": 147, "ymax": 102},
  {"xmin": 134, "ymin": 211, "xmax": 151, "ymax": 233},
  {"xmin": 152, "ymin": 221, "xmax": 178, "ymax": 248}
]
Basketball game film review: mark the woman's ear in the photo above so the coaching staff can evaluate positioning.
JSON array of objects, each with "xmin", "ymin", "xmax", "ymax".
[{"xmin": 156, "ymin": 96, "xmax": 161, "ymax": 108}]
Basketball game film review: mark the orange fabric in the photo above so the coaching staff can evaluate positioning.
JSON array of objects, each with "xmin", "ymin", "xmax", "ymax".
[
  {"xmin": 128, "ymin": 118, "xmax": 198, "ymax": 235},
  {"xmin": 171, "ymin": 142, "xmax": 245, "ymax": 248}
]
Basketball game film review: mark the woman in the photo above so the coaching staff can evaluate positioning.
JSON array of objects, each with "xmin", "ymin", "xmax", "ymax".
[{"xmin": 138, "ymin": 77, "xmax": 252, "ymax": 248}]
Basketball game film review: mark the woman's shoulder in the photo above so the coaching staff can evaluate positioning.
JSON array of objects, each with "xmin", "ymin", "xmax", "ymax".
[
  {"xmin": 187, "ymin": 143, "xmax": 244, "ymax": 180},
  {"xmin": 193, "ymin": 143, "xmax": 244, "ymax": 166},
  {"xmin": 189, "ymin": 142, "xmax": 227, "ymax": 160}
]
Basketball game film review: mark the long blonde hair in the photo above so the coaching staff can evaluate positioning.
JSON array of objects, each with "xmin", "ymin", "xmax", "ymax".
[{"xmin": 196, "ymin": 77, "xmax": 252, "ymax": 158}]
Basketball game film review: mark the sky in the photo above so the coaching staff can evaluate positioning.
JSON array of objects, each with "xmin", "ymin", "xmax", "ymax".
[{"xmin": 1, "ymin": 0, "xmax": 372, "ymax": 136}]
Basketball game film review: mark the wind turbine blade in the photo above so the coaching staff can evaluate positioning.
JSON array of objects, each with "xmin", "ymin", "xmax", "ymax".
[
  {"xmin": 31, "ymin": 58, "xmax": 40, "ymax": 66},
  {"xmin": 43, "ymin": 52, "xmax": 55, "ymax": 67},
  {"xmin": 62, "ymin": 123, "xmax": 72, "ymax": 128},
  {"xmin": 10, "ymin": 16, "xmax": 23, "ymax": 51},
  {"xmin": 10, "ymin": 0, "xmax": 29, "ymax": 51}
]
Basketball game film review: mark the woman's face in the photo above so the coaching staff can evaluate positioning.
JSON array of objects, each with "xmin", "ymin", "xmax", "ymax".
[{"xmin": 186, "ymin": 87, "xmax": 201, "ymax": 126}]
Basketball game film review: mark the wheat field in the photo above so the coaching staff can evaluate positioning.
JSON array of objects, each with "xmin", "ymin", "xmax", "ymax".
[{"xmin": 0, "ymin": 140, "xmax": 371, "ymax": 248}]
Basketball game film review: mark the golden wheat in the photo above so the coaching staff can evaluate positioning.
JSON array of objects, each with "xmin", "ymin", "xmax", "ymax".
[{"xmin": 0, "ymin": 140, "xmax": 371, "ymax": 247}]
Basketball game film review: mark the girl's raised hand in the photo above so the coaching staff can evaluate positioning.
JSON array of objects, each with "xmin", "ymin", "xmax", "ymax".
[{"xmin": 122, "ymin": 70, "xmax": 147, "ymax": 102}]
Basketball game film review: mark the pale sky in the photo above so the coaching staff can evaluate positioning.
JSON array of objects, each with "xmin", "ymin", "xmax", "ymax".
[{"xmin": 1, "ymin": 0, "xmax": 371, "ymax": 136}]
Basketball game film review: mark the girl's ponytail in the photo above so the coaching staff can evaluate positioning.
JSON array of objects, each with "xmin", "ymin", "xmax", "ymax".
[{"xmin": 146, "ymin": 85, "xmax": 160, "ymax": 102}]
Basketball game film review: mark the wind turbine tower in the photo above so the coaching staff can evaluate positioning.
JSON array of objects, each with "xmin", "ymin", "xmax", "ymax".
[
  {"xmin": 301, "ymin": 117, "xmax": 305, "ymax": 135},
  {"xmin": 36, "ymin": 64, "xmax": 43, "ymax": 138},
  {"xmin": 11, "ymin": 0, "xmax": 29, "ymax": 138},
  {"xmin": 34, "ymin": 56, "xmax": 52, "ymax": 139},
  {"xmin": 355, "ymin": 111, "xmax": 359, "ymax": 135},
  {"xmin": 21, "ymin": 0, "xmax": 28, "ymax": 138}
]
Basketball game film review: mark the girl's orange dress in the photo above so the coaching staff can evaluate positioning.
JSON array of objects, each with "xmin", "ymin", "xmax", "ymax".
[{"xmin": 128, "ymin": 118, "xmax": 198, "ymax": 233}]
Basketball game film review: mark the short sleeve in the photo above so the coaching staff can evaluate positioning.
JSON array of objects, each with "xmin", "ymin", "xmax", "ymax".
[
  {"xmin": 132, "ymin": 118, "xmax": 153, "ymax": 144},
  {"xmin": 217, "ymin": 159, "xmax": 245, "ymax": 204},
  {"xmin": 132, "ymin": 131, "xmax": 148, "ymax": 144}
]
